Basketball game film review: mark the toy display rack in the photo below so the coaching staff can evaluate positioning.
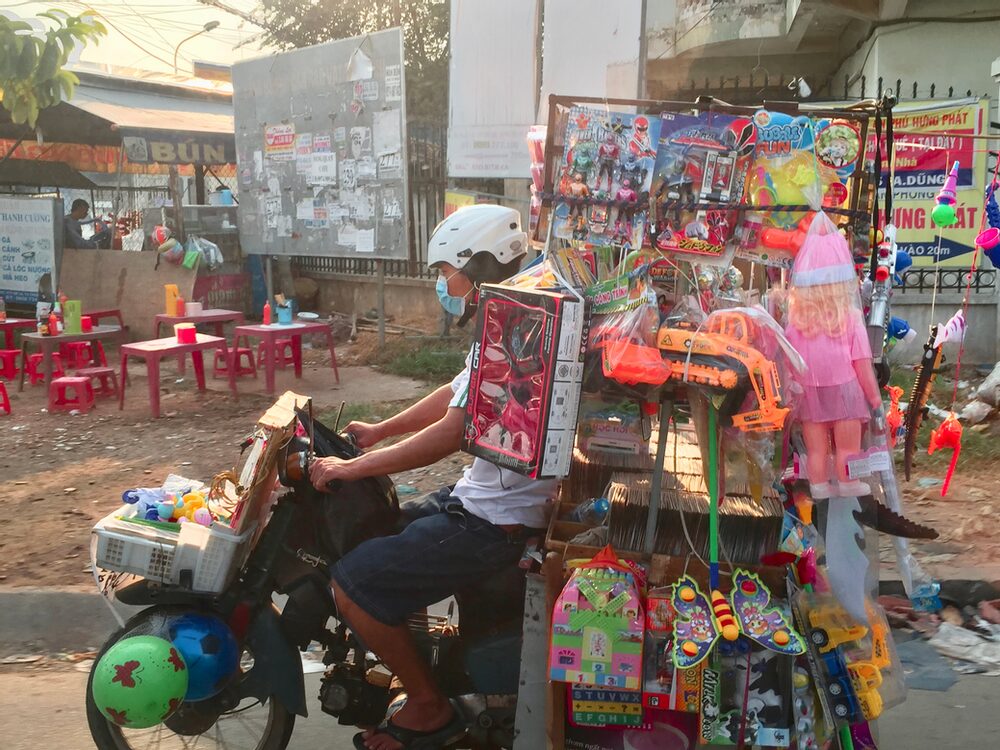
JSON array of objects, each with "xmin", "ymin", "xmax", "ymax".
[{"xmin": 532, "ymin": 93, "xmax": 884, "ymax": 250}]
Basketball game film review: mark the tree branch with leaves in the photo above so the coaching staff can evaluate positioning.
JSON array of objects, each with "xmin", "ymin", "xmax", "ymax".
[{"xmin": 0, "ymin": 9, "xmax": 106, "ymax": 129}]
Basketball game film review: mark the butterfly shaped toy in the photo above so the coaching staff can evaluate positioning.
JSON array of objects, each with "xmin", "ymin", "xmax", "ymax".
[{"xmin": 671, "ymin": 569, "xmax": 805, "ymax": 669}]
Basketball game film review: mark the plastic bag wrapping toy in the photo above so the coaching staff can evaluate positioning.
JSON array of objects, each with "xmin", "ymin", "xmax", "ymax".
[
  {"xmin": 549, "ymin": 546, "xmax": 645, "ymax": 689},
  {"xmin": 782, "ymin": 212, "xmax": 882, "ymax": 501}
]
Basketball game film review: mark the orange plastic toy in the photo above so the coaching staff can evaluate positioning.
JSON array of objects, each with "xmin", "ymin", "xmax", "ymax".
[
  {"xmin": 927, "ymin": 412, "xmax": 962, "ymax": 496},
  {"xmin": 760, "ymin": 214, "xmax": 814, "ymax": 255},
  {"xmin": 885, "ymin": 385, "xmax": 904, "ymax": 448},
  {"xmin": 657, "ymin": 311, "xmax": 789, "ymax": 432}
]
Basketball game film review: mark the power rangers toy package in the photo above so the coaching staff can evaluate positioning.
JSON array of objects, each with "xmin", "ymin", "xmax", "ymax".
[{"xmin": 463, "ymin": 284, "xmax": 589, "ymax": 479}]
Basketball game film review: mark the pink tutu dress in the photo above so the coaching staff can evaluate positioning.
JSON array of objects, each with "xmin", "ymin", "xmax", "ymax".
[{"xmin": 784, "ymin": 311, "xmax": 872, "ymax": 423}]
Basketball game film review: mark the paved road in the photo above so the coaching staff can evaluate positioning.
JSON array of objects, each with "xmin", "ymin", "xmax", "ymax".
[{"xmin": 0, "ymin": 669, "xmax": 996, "ymax": 749}]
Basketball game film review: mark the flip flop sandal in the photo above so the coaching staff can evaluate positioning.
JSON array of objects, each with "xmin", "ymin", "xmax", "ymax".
[{"xmin": 352, "ymin": 700, "xmax": 467, "ymax": 750}]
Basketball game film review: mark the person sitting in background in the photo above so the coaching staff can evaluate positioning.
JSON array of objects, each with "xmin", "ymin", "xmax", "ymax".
[{"xmin": 64, "ymin": 199, "xmax": 111, "ymax": 249}]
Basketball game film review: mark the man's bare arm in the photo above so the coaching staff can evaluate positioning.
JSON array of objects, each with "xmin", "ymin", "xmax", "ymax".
[
  {"xmin": 345, "ymin": 384, "xmax": 454, "ymax": 447},
  {"xmin": 311, "ymin": 406, "xmax": 464, "ymax": 487}
]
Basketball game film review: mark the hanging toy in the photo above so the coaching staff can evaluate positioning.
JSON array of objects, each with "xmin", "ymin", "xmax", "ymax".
[
  {"xmin": 903, "ymin": 325, "xmax": 945, "ymax": 480},
  {"xmin": 932, "ymin": 309, "xmax": 966, "ymax": 348},
  {"xmin": 669, "ymin": 569, "xmax": 805, "ymax": 669},
  {"xmin": 885, "ymin": 385, "xmax": 904, "ymax": 448},
  {"xmin": 978, "ymin": 184, "xmax": 1000, "ymax": 266},
  {"xmin": 930, "ymin": 161, "xmax": 960, "ymax": 227},
  {"xmin": 928, "ymin": 412, "xmax": 963, "ymax": 496}
]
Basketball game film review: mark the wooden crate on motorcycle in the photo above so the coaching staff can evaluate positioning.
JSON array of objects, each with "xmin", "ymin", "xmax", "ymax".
[{"xmin": 227, "ymin": 391, "xmax": 311, "ymax": 537}]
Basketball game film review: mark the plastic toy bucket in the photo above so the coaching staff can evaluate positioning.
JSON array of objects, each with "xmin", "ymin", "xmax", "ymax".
[{"xmin": 976, "ymin": 227, "xmax": 1000, "ymax": 250}]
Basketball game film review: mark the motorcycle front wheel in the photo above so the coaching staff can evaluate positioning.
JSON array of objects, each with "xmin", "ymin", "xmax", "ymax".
[{"xmin": 86, "ymin": 610, "xmax": 295, "ymax": 750}]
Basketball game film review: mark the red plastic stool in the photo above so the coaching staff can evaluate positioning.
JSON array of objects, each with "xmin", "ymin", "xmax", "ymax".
[
  {"xmin": 213, "ymin": 347, "xmax": 257, "ymax": 379},
  {"xmin": 26, "ymin": 352, "xmax": 65, "ymax": 385},
  {"xmin": 59, "ymin": 340, "xmax": 108, "ymax": 368},
  {"xmin": 76, "ymin": 365, "xmax": 120, "ymax": 398},
  {"xmin": 0, "ymin": 381, "xmax": 10, "ymax": 415},
  {"xmin": 258, "ymin": 338, "xmax": 295, "ymax": 370},
  {"xmin": 48, "ymin": 375, "xmax": 95, "ymax": 413},
  {"xmin": 0, "ymin": 349, "xmax": 19, "ymax": 381}
]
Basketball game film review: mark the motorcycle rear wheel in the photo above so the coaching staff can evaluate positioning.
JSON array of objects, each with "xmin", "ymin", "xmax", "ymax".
[{"xmin": 86, "ymin": 607, "xmax": 295, "ymax": 750}]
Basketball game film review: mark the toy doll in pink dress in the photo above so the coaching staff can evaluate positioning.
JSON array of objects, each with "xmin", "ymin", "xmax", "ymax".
[{"xmin": 783, "ymin": 214, "xmax": 881, "ymax": 498}]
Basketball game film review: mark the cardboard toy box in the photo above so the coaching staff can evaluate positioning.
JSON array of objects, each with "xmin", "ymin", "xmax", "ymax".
[{"xmin": 463, "ymin": 283, "xmax": 589, "ymax": 478}]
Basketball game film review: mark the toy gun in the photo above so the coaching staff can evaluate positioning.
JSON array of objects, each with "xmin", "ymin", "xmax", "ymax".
[
  {"xmin": 903, "ymin": 325, "xmax": 944, "ymax": 481},
  {"xmin": 866, "ymin": 223, "xmax": 898, "ymax": 364},
  {"xmin": 655, "ymin": 311, "xmax": 789, "ymax": 431}
]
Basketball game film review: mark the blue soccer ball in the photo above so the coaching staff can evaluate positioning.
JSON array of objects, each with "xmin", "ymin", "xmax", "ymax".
[{"xmin": 167, "ymin": 614, "xmax": 240, "ymax": 701}]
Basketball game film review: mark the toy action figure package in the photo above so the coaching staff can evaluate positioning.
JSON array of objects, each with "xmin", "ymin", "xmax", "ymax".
[
  {"xmin": 553, "ymin": 107, "xmax": 660, "ymax": 247},
  {"xmin": 643, "ymin": 588, "xmax": 677, "ymax": 709},
  {"xmin": 463, "ymin": 283, "xmax": 589, "ymax": 479},
  {"xmin": 650, "ymin": 111, "xmax": 755, "ymax": 265},
  {"xmin": 697, "ymin": 647, "xmax": 794, "ymax": 747}
]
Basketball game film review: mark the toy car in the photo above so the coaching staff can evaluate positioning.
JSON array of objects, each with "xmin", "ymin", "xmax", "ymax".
[
  {"xmin": 819, "ymin": 651, "xmax": 860, "ymax": 722},
  {"xmin": 807, "ymin": 605, "xmax": 868, "ymax": 654}
]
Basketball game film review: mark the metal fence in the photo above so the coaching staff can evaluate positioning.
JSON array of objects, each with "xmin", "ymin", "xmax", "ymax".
[
  {"xmin": 650, "ymin": 75, "xmax": 986, "ymax": 106},
  {"xmin": 898, "ymin": 267, "xmax": 997, "ymax": 295}
]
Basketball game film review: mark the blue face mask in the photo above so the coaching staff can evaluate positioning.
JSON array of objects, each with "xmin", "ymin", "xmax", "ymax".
[{"xmin": 436, "ymin": 274, "xmax": 466, "ymax": 317}]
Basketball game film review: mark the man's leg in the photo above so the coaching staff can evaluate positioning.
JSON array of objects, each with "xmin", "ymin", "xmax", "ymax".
[
  {"xmin": 332, "ymin": 580, "xmax": 452, "ymax": 750},
  {"xmin": 329, "ymin": 491, "xmax": 528, "ymax": 750}
]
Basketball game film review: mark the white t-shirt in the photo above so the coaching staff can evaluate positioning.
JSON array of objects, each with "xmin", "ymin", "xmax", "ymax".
[{"xmin": 448, "ymin": 353, "xmax": 557, "ymax": 528}]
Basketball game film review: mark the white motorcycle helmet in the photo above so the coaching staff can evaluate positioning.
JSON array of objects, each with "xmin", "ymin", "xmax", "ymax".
[{"xmin": 427, "ymin": 204, "xmax": 528, "ymax": 275}]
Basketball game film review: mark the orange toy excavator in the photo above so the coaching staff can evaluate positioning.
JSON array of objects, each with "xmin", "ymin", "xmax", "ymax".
[{"xmin": 655, "ymin": 311, "xmax": 789, "ymax": 431}]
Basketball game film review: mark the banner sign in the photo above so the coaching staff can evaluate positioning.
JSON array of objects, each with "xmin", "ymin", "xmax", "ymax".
[
  {"xmin": 121, "ymin": 130, "xmax": 236, "ymax": 165},
  {"xmin": 0, "ymin": 197, "xmax": 60, "ymax": 305},
  {"xmin": 868, "ymin": 98, "xmax": 989, "ymax": 265}
]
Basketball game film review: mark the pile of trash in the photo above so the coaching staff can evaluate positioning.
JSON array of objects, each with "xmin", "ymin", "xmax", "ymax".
[{"xmin": 959, "ymin": 361, "xmax": 1000, "ymax": 425}]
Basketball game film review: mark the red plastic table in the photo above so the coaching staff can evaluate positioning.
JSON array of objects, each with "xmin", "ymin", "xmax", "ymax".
[
  {"xmin": 19, "ymin": 325, "xmax": 124, "ymax": 392},
  {"xmin": 233, "ymin": 321, "xmax": 339, "ymax": 395},
  {"xmin": 1, "ymin": 318, "xmax": 37, "ymax": 349},
  {"xmin": 119, "ymin": 333, "xmax": 236, "ymax": 419},
  {"xmin": 83, "ymin": 307, "xmax": 126, "ymax": 330},
  {"xmin": 154, "ymin": 309, "xmax": 245, "ymax": 375}
]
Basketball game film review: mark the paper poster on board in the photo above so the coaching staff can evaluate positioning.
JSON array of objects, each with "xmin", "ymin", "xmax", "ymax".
[
  {"xmin": 349, "ymin": 127, "xmax": 372, "ymax": 159},
  {"xmin": 385, "ymin": 64, "xmax": 402, "ymax": 102},
  {"xmin": 373, "ymin": 109, "xmax": 402, "ymax": 156},
  {"xmin": 265, "ymin": 123, "xmax": 295, "ymax": 161},
  {"xmin": 310, "ymin": 151, "xmax": 338, "ymax": 185}
]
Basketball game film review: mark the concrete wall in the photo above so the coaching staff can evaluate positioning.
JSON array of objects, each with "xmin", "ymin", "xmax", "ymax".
[
  {"xmin": 313, "ymin": 274, "xmax": 441, "ymax": 325},
  {"xmin": 891, "ymin": 290, "xmax": 999, "ymax": 367},
  {"xmin": 835, "ymin": 5, "xmax": 1000, "ymax": 99}
]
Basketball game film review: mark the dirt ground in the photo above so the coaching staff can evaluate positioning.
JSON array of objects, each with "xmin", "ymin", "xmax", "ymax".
[
  {"xmin": 2, "ymin": 335, "xmax": 999, "ymax": 590},
  {"xmin": 0, "ymin": 339, "xmax": 447, "ymax": 589}
]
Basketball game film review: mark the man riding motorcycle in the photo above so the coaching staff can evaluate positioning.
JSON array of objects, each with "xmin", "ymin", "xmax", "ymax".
[{"xmin": 308, "ymin": 205, "xmax": 556, "ymax": 750}]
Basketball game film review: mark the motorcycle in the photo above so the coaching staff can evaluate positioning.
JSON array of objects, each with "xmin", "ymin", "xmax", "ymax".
[{"xmin": 86, "ymin": 404, "xmax": 529, "ymax": 750}]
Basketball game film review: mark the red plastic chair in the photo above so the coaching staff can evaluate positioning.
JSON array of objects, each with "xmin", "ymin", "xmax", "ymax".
[
  {"xmin": 213, "ymin": 347, "xmax": 257, "ymax": 379},
  {"xmin": 258, "ymin": 338, "xmax": 295, "ymax": 370},
  {"xmin": 26, "ymin": 352, "xmax": 65, "ymax": 385},
  {"xmin": 0, "ymin": 349, "xmax": 19, "ymax": 381},
  {"xmin": 0, "ymin": 381, "xmax": 10, "ymax": 415},
  {"xmin": 48, "ymin": 375, "xmax": 95, "ymax": 413}
]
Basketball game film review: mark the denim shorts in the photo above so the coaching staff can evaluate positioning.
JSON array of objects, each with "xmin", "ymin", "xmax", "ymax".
[{"xmin": 330, "ymin": 488, "xmax": 540, "ymax": 626}]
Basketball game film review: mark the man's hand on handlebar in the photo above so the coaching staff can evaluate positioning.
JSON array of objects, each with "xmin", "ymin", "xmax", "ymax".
[
  {"xmin": 343, "ymin": 420, "xmax": 383, "ymax": 450},
  {"xmin": 310, "ymin": 455, "xmax": 361, "ymax": 491}
]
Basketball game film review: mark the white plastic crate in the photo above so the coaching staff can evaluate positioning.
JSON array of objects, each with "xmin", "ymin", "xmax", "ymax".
[{"xmin": 92, "ymin": 506, "xmax": 255, "ymax": 593}]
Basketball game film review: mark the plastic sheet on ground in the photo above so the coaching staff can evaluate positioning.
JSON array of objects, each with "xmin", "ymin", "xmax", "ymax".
[{"xmin": 929, "ymin": 622, "xmax": 1000, "ymax": 676}]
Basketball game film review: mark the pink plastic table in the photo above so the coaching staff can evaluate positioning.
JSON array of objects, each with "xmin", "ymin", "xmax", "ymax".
[
  {"xmin": 19, "ymin": 325, "xmax": 123, "ymax": 392},
  {"xmin": 233, "ymin": 321, "xmax": 339, "ymax": 395},
  {"xmin": 153, "ymin": 308, "xmax": 245, "ymax": 338},
  {"xmin": 83, "ymin": 307, "xmax": 126, "ymax": 331},
  {"xmin": 119, "ymin": 333, "xmax": 236, "ymax": 418},
  {"xmin": 1, "ymin": 318, "xmax": 36, "ymax": 349}
]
